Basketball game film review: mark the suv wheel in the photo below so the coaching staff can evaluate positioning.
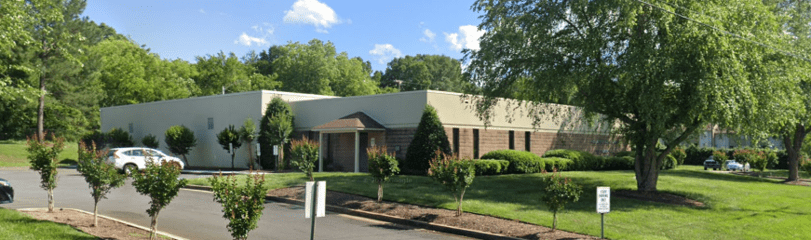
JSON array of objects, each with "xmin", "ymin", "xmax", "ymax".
[{"xmin": 124, "ymin": 164, "xmax": 137, "ymax": 176}]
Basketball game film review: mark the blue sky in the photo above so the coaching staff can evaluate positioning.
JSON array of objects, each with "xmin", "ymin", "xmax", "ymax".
[{"xmin": 82, "ymin": 0, "xmax": 484, "ymax": 72}]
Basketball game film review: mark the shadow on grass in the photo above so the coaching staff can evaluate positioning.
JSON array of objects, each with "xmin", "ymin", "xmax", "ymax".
[{"xmin": 662, "ymin": 169, "xmax": 777, "ymax": 184}]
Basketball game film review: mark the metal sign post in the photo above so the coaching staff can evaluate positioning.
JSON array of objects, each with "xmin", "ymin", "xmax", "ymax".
[
  {"xmin": 596, "ymin": 187, "xmax": 610, "ymax": 239},
  {"xmin": 305, "ymin": 181, "xmax": 326, "ymax": 240}
]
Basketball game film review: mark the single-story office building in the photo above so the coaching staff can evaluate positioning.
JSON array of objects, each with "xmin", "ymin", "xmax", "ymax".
[{"xmin": 100, "ymin": 90, "xmax": 627, "ymax": 172}]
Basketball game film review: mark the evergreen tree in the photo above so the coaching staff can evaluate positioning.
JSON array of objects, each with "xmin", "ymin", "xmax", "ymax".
[
  {"xmin": 405, "ymin": 105, "xmax": 451, "ymax": 174},
  {"xmin": 258, "ymin": 97, "xmax": 294, "ymax": 170}
]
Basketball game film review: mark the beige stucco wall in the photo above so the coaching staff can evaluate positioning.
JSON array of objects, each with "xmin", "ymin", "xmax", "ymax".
[
  {"xmin": 426, "ymin": 90, "xmax": 615, "ymax": 134},
  {"xmin": 100, "ymin": 90, "xmax": 333, "ymax": 169},
  {"xmin": 290, "ymin": 91, "xmax": 428, "ymax": 130}
]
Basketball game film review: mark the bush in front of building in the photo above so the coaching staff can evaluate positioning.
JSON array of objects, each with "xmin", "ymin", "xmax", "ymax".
[
  {"xmin": 542, "ymin": 157, "xmax": 573, "ymax": 171},
  {"xmin": 481, "ymin": 149, "xmax": 545, "ymax": 173},
  {"xmin": 164, "ymin": 125, "xmax": 197, "ymax": 167},
  {"xmin": 602, "ymin": 156, "xmax": 634, "ymax": 170},
  {"xmin": 141, "ymin": 134, "xmax": 159, "ymax": 149},
  {"xmin": 258, "ymin": 97, "xmax": 294, "ymax": 171},
  {"xmin": 405, "ymin": 105, "xmax": 451, "ymax": 175},
  {"xmin": 108, "ymin": 128, "xmax": 134, "ymax": 148},
  {"xmin": 290, "ymin": 137, "xmax": 318, "ymax": 181},
  {"xmin": 472, "ymin": 159, "xmax": 509, "ymax": 175},
  {"xmin": 543, "ymin": 149, "xmax": 601, "ymax": 170},
  {"xmin": 80, "ymin": 130, "xmax": 109, "ymax": 151}
]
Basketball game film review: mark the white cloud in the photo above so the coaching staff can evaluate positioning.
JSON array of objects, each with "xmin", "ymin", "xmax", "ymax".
[
  {"xmin": 444, "ymin": 25, "xmax": 485, "ymax": 51},
  {"xmin": 199, "ymin": 9, "xmax": 206, "ymax": 14},
  {"xmin": 251, "ymin": 23, "xmax": 274, "ymax": 34},
  {"xmin": 369, "ymin": 44, "xmax": 402, "ymax": 64},
  {"xmin": 234, "ymin": 32, "xmax": 268, "ymax": 46},
  {"xmin": 283, "ymin": 0, "xmax": 341, "ymax": 33},
  {"xmin": 420, "ymin": 29, "xmax": 436, "ymax": 43}
]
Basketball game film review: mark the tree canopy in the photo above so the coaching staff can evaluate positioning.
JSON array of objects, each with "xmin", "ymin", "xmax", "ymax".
[
  {"xmin": 381, "ymin": 54, "xmax": 467, "ymax": 92},
  {"xmin": 465, "ymin": 0, "xmax": 784, "ymax": 192}
]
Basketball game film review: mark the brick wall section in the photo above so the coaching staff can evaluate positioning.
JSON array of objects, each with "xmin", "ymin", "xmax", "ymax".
[
  {"xmin": 328, "ymin": 133, "xmax": 355, "ymax": 171},
  {"xmin": 385, "ymin": 128, "xmax": 417, "ymax": 160}
]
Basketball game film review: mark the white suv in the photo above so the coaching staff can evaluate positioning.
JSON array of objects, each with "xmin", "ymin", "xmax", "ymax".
[{"xmin": 107, "ymin": 147, "xmax": 185, "ymax": 175}]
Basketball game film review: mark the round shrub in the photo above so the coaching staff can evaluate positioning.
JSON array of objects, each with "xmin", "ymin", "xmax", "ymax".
[
  {"xmin": 481, "ymin": 149, "xmax": 544, "ymax": 173},
  {"xmin": 660, "ymin": 155, "xmax": 678, "ymax": 170},
  {"xmin": 541, "ymin": 157, "xmax": 572, "ymax": 171},
  {"xmin": 543, "ymin": 149, "xmax": 600, "ymax": 171},
  {"xmin": 473, "ymin": 159, "xmax": 510, "ymax": 175},
  {"xmin": 603, "ymin": 156, "xmax": 634, "ymax": 170}
]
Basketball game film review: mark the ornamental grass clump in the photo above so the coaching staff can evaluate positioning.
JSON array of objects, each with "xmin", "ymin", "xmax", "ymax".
[
  {"xmin": 209, "ymin": 172, "xmax": 267, "ymax": 240},
  {"xmin": 290, "ymin": 137, "xmax": 319, "ymax": 181},
  {"xmin": 540, "ymin": 169, "xmax": 582, "ymax": 231},
  {"xmin": 367, "ymin": 146, "xmax": 400, "ymax": 203},
  {"xmin": 428, "ymin": 151, "xmax": 475, "ymax": 217},
  {"xmin": 26, "ymin": 133, "xmax": 65, "ymax": 213},
  {"xmin": 77, "ymin": 141, "xmax": 126, "ymax": 227}
]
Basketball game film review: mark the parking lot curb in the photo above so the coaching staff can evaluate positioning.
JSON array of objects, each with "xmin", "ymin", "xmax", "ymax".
[
  {"xmin": 17, "ymin": 207, "xmax": 188, "ymax": 240},
  {"xmin": 184, "ymin": 184, "xmax": 522, "ymax": 240}
]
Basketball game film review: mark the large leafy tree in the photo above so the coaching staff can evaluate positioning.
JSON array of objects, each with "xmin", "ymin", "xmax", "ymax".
[
  {"xmin": 381, "ymin": 54, "xmax": 467, "ymax": 92},
  {"xmin": 259, "ymin": 39, "xmax": 378, "ymax": 96},
  {"xmin": 24, "ymin": 0, "xmax": 88, "ymax": 141},
  {"xmin": 195, "ymin": 51, "xmax": 254, "ymax": 96},
  {"xmin": 465, "ymin": 0, "xmax": 781, "ymax": 191},
  {"xmin": 757, "ymin": 0, "xmax": 811, "ymax": 182}
]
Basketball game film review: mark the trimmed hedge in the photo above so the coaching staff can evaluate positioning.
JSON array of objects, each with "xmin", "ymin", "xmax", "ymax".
[
  {"xmin": 542, "ymin": 157, "xmax": 573, "ymax": 171},
  {"xmin": 473, "ymin": 160, "xmax": 510, "ymax": 175},
  {"xmin": 480, "ymin": 149, "xmax": 545, "ymax": 174},
  {"xmin": 543, "ymin": 149, "xmax": 601, "ymax": 171},
  {"xmin": 603, "ymin": 156, "xmax": 634, "ymax": 170}
]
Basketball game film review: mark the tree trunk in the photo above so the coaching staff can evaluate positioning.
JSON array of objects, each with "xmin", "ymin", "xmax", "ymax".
[
  {"xmin": 149, "ymin": 211, "xmax": 160, "ymax": 240},
  {"xmin": 93, "ymin": 200, "xmax": 99, "ymax": 227},
  {"xmin": 37, "ymin": 74, "xmax": 46, "ymax": 142},
  {"xmin": 231, "ymin": 153, "xmax": 235, "ymax": 170},
  {"xmin": 456, "ymin": 188, "xmax": 466, "ymax": 217},
  {"xmin": 552, "ymin": 211, "xmax": 557, "ymax": 231},
  {"xmin": 636, "ymin": 138, "xmax": 660, "ymax": 192},
  {"xmin": 784, "ymin": 124, "xmax": 807, "ymax": 182},
  {"xmin": 47, "ymin": 188, "xmax": 54, "ymax": 212},
  {"xmin": 247, "ymin": 143, "xmax": 255, "ymax": 170},
  {"xmin": 377, "ymin": 181, "xmax": 383, "ymax": 203}
]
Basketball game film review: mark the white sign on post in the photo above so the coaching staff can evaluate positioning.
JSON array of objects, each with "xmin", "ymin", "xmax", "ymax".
[
  {"xmin": 597, "ymin": 187, "xmax": 610, "ymax": 213},
  {"xmin": 305, "ymin": 181, "xmax": 326, "ymax": 218},
  {"xmin": 273, "ymin": 145, "xmax": 279, "ymax": 156}
]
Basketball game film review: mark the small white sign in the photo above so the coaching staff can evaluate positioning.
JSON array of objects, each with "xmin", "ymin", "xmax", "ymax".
[
  {"xmin": 597, "ymin": 187, "xmax": 610, "ymax": 213},
  {"xmin": 305, "ymin": 181, "xmax": 326, "ymax": 218},
  {"xmin": 273, "ymin": 145, "xmax": 279, "ymax": 156}
]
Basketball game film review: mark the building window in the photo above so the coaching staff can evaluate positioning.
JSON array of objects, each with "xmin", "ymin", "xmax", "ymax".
[
  {"xmin": 509, "ymin": 130, "xmax": 515, "ymax": 150},
  {"xmin": 525, "ymin": 131, "xmax": 531, "ymax": 152},
  {"xmin": 128, "ymin": 123, "xmax": 133, "ymax": 133},
  {"xmin": 453, "ymin": 128, "xmax": 460, "ymax": 155},
  {"xmin": 208, "ymin": 118, "xmax": 214, "ymax": 130},
  {"xmin": 473, "ymin": 129, "xmax": 479, "ymax": 159}
]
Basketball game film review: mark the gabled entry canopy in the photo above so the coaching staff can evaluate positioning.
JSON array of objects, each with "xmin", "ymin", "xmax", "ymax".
[
  {"xmin": 312, "ymin": 112, "xmax": 386, "ymax": 173},
  {"xmin": 312, "ymin": 112, "xmax": 386, "ymax": 131}
]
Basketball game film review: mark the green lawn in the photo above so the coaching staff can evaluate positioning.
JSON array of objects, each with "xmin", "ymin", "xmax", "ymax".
[
  {"xmin": 188, "ymin": 166, "xmax": 811, "ymax": 240},
  {"xmin": 0, "ymin": 208, "xmax": 96, "ymax": 240},
  {"xmin": 0, "ymin": 140, "xmax": 79, "ymax": 167}
]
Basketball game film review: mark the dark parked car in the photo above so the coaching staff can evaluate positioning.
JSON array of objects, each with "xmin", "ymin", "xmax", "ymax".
[
  {"xmin": 0, "ymin": 178, "xmax": 12, "ymax": 204},
  {"xmin": 704, "ymin": 156, "xmax": 721, "ymax": 170}
]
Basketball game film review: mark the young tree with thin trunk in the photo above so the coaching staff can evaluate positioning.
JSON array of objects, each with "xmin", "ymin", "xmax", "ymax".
[
  {"xmin": 290, "ymin": 137, "xmax": 318, "ymax": 181},
  {"xmin": 428, "ymin": 151, "xmax": 475, "ymax": 217},
  {"xmin": 217, "ymin": 124, "xmax": 242, "ymax": 170},
  {"xmin": 540, "ymin": 170, "xmax": 582, "ymax": 231},
  {"xmin": 367, "ymin": 146, "xmax": 400, "ymax": 203},
  {"xmin": 76, "ymin": 141, "xmax": 125, "ymax": 227},
  {"xmin": 239, "ymin": 118, "xmax": 257, "ymax": 169},
  {"xmin": 131, "ymin": 159, "xmax": 188, "ymax": 240},
  {"xmin": 165, "ymin": 125, "xmax": 197, "ymax": 166},
  {"xmin": 26, "ymin": 133, "xmax": 65, "ymax": 212},
  {"xmin": 210, "ymin": 172, "xmax": 267, "ymax": 240}
]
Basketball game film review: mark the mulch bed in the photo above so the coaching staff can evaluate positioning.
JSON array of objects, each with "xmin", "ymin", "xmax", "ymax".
[
  {"xmin": 268, "ymin": 186, "xmax": 597, "ymax": 240},
  {"xmin": 613, "ymin": 190, "xmax": 705, "ymax": 207},
  {"xmin": 20, "ymin": 208, "xmax": 174, "ymax": 240}
]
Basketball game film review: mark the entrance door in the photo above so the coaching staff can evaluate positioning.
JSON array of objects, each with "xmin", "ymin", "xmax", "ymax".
[{"xmin": 359, "ymin": 132, "xmax": 368, "ymax": 172}]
